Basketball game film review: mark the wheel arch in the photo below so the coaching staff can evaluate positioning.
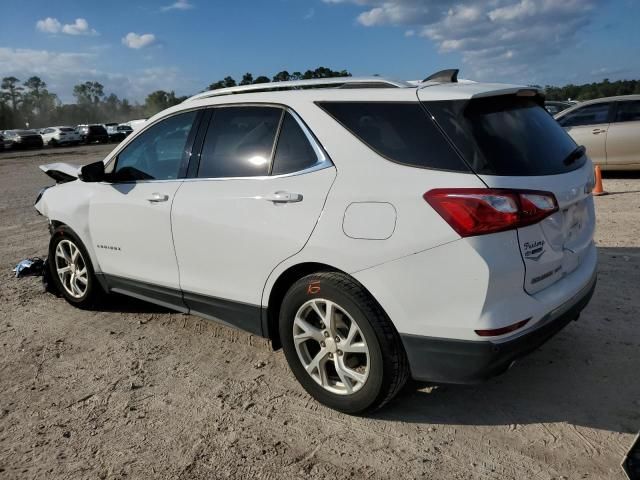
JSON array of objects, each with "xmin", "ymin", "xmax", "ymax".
[
  {"xmin": 46, "ymin": 220, "xmax": 104, "ymax": 286},
  {"xmin": 263, "ymin": 261, "xmax": 397, "ymax": 351},
  {"xmin": 264, "ymin": 262, "xmax": 342, "ymax": 349}
]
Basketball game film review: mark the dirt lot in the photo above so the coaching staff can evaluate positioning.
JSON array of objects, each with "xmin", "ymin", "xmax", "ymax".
[{"xmin": 0, "ymin": 144, "xmax": 638, "ymax": 479}]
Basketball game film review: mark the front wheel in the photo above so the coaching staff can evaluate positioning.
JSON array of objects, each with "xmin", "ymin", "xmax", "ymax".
[
  {"xmin": 279, "ymin": 272, "xmax": 409, "ymax": 414},
  {"xmin": 48, "ymin": 226, "xmax": 102, "ymax": 308}
]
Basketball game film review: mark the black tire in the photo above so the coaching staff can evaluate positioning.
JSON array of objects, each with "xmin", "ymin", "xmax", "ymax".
[
  {"xmin": 48, "ymin": 139, "xmax": 57, "ymax": 147},
  {"xmin": 48, "ymin": 226, "xmax": 103, "ymax": 308},
  {"xmin": 279, "ymin": 272, "xmax": 409, "ymax": 414}
]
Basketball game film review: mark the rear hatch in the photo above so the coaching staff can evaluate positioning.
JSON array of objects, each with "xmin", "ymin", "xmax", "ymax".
[{"xmin": 420, "ymin": 91, "xmax": 595, "ymax": 294}]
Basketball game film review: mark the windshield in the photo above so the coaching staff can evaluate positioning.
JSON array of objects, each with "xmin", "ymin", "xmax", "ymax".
[{"xmin": 424, "ymin": 96, "xmax": 583, "ymax": 176}]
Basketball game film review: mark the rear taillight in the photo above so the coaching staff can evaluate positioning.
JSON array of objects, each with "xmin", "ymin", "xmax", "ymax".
[{"xmin": 424, "ymin": 188, "xmax": 558, "ymax": 237}]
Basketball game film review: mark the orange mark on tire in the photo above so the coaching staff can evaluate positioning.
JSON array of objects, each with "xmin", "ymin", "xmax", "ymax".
[{"xmin": 307, "ymin": 281, "xmax": 321, "ymax": 295}]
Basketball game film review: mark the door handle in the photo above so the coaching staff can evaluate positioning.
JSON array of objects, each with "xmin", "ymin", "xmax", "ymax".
[
  {"xmin": 263, "ymin": 191, "xmax": 303, "ymax": 203},
  {"xmin": 592, "ymin": 128, "xmax": 606, "ymax": 134},
  {"xmin": 147, "ymin": 192, "xmax": 169, "ymax": 203}
]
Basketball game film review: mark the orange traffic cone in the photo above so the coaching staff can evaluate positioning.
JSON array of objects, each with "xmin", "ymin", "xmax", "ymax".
[{"xmin": 592, "ymin": 165, "xmax": 607, "ymax": 196}]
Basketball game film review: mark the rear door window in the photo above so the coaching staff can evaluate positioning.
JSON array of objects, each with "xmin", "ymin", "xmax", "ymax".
[
  {"xmin": 614, "ymin": 100, "xmax": 640, "ymax": 123},
  {"xmin": 558, "ymin": 103, "xmax": 612, "ymax": 127},
  {"xmin": 426, "ymin": 96, "xmax": 583, "ymax": 176},
  {"xmin": 198, "ymin": 106, "xmax": 282, "ymax": 178},
  {"xmin": 271, "ymin": 112, "xmax": 319, "ymax": 175},
  {"xmin": 317, "ymin": 102, "xmax": 469, "ymax": 172}
]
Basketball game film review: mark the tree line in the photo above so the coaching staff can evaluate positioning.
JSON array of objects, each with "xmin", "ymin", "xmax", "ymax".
[
  {"xmin": 1, "ymin": 70, "xmax": 638, "ymax": 130},
  {"xmin": 207, "ymin": 67, "xmax": 351, "ymax": 90},
  {"xmin": 0, "ymin": 67, "xmax": 350, "ymax": 130},
  {"xmin": 541, "ymin": 78, "xmax": 640, "ymax": 101}
]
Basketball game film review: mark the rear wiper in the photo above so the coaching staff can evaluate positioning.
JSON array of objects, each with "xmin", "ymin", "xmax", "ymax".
[{"xmin": 563, "ymin": 145, "xmax": 586, "ymax": 166}]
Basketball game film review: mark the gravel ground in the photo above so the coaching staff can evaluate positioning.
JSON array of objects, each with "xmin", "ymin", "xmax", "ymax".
[{"xmin": 0, "ymin": 144, "xmax": 638, "ymax": 479}]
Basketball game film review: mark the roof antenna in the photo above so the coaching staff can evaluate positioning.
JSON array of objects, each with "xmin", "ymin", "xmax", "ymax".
[{"xmin": 423, "ymin": 69, "xmax": 459, "ymax": 83}]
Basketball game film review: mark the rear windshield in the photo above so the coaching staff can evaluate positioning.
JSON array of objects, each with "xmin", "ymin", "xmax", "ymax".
[
  {"xmin": 317, "ymin": 102, "xmax": 470, "ymax": 172},
  {"xmin": 425, "ymin": 96, "xmax": 583, "ymax": 176},
  {"xmin": 89, "ymin": 125, "xmax": 107, "ymax": 134}
]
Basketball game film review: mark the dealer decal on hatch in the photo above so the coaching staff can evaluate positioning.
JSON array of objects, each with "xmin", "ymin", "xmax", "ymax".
[{"xmin": 523, "ymin": 240, "xmax": 546, "ymax": 261}]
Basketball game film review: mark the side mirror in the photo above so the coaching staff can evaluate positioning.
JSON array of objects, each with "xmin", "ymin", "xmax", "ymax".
[{"xmin": 79, "ymin": 161, "xmax": 106, "ymax": 182}]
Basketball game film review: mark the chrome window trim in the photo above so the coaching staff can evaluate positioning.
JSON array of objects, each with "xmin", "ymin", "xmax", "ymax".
[
  {"xmin": 104, "ymin": 101, "xmax": 333, "ymax": 183},
  {"xmin": 181, "ymin": 161, "xmax": 334, "ymax": 183}
]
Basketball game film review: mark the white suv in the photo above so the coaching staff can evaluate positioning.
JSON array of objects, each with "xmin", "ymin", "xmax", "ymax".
[
  {"xmin": 35, "ymin": 72, "xmax": 597, "ymax": 413},
  {"xmin": 40, "ymin": 126, "xmax": 81, "ymax": 146}
]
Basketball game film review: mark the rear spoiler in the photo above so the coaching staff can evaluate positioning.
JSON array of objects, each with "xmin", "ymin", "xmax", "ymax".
[
  {"xmin": 39, "ymin": 162, "xmax": 80, "ymax": 183},
  {"xmin": 471, "ymin": 87, "xmax": 544, "ymax": 100}
]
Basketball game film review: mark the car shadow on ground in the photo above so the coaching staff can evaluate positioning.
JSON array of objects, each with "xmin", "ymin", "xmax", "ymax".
[{"xmin": 375, "ymin": 246, "xmax": 640, "ymax": 435}]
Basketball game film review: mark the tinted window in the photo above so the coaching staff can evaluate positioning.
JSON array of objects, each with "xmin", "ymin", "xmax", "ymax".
[
  {"xmin": 114, "ymin": 111, "xmax": 196, "ymax": 181},
  {"xmin": 614, "ymin": 100, "xmax": 640, "ymax": 123},
  {"xmin": 60, "ymin": 127, "xmax": 75, "ymax": 132},
  {"xmin": 318, "ymin": 102, "xmax": 468, "ymax": 171},
  {"xmin": 426, "ymin": 96, "xmax": 581, "ymax": 176},
  {"xmin": 272, "ymin": 112, "xmax": 319, "ymax": 175},
  {"xmin": 558, "ymin": 103, "xmax": 611, "ymax": 127},
  {"xmin": 198, "ymin": 107, "xmax": 282, "ymax": 178},
  {"xmin": 89, "ymin": 125, "xmax": 107, "ymax": 135}
]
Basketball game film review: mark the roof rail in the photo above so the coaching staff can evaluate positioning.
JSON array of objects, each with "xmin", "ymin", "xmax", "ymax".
[{"xmin": 184, "ymin": 76, "xmax": 411, "ymax": 103}]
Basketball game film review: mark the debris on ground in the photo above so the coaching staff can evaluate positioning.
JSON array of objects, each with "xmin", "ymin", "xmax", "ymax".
[{"xmin": 13, "ymin": 257, "xmax": 46, "ymax": 278}]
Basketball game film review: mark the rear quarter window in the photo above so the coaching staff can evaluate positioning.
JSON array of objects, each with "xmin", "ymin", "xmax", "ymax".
[{"xmin": 316, "ymin": 102, "xmax": 469, "ymax": 172}]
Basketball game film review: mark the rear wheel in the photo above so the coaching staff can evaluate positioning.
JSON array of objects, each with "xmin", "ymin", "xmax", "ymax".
[
  {"xmin": 48, "ymin": 226, "xmax": 102, "ymax": 308},
  {"xmin": 279, "ymin": 272, "xmax": 409, "ymax": 414}
]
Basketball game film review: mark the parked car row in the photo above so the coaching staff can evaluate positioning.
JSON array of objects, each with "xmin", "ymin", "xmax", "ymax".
[
  {"xmin": 1, "ymin": 129, "xmax": 44, "ymax": 149},
  {"xmin": 544, "ymin": 100, "xmax": 577, "ymax": 115},
  {"xmin": 0, "ymin": 123, "xmax": 136, "ymax": 151}
]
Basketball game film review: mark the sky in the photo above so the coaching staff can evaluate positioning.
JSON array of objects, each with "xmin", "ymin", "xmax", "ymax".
[{"xmin": 1, "ymin": 0, "xmax": 639, "ymax": 103}]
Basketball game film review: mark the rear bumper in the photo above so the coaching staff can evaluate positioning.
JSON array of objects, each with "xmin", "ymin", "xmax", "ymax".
[{"xmin": 401, "ymin": 271, "xmax": 597, "ymax": 384}]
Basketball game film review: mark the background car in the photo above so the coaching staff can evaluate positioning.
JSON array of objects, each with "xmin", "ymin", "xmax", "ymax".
[
  {"xmin": 2, "ymin": 129, "xmax": 44, "ymax": 149},
  {"xmin": 40, "ymin": 126, "xmax": 81, "ymax": 147},
  {"xmin": 124, "ymin": 118, "xmax": 147, "ymax": 131},
  {"xmin": 555, "ymin": 94, "xmax": 640, "ymax": 170},
  {"xmin": 103, "ymin": 123, "xmax": 127, "ymax": 143},
  {"xmin": 117, "ymin": 124, "xmax": 133, "ymax": 137},
  {"xmin": 545, "ymin": 100, "xmax": 576, "ymax": 115},
  {"xmin": 77, "ymin": 124, "xmax": 109, "ymax": 144}
]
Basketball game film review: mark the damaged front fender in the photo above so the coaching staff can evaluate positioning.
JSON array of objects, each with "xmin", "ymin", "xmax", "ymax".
[{"xmin": 39, "ymin": 162, "xmax": 80, "ymax": 184}]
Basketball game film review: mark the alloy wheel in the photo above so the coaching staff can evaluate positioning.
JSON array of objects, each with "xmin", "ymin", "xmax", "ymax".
[
  {"xmin": 54, "ymin": 239, "xmax": 88, "ymax": 299},
  {"xmin": 293, "ymin": 298, "xmax": 370, "ymax": 395}
]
